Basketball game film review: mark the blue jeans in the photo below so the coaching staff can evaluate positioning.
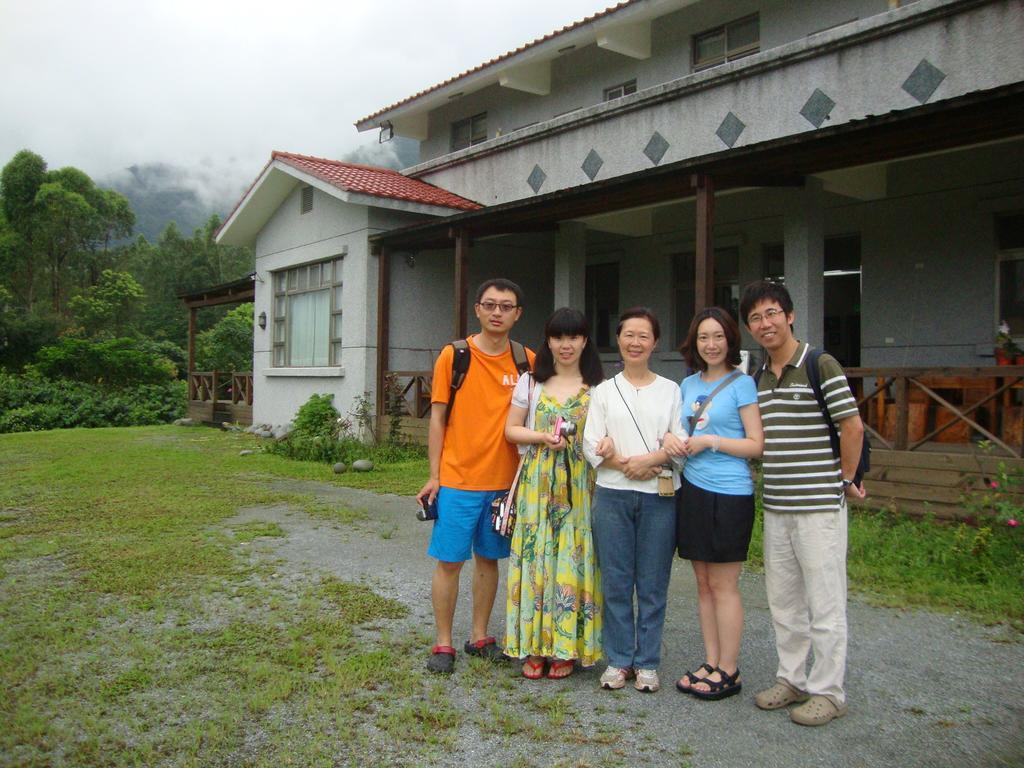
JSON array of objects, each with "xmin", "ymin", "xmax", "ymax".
[{"xmin": 591, "ymin": 486, "xmax": 677, "ymax": 669}]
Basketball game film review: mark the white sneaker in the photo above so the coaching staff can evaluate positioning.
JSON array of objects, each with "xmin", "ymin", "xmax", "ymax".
[
  {"xmin": 599, "ymin": 666, "xmax": 634, "ymax": 690},
  {"xmin": 634, "ymin": 668, "xmax": 660, "ymax": 693}
]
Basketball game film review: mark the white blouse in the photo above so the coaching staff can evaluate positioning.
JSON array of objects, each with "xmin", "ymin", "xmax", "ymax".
[{"xmin": 582, "ymin": 373, "xmax": 687, "ymax": 493}]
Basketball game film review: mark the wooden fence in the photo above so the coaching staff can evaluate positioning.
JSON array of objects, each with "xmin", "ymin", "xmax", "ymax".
[{"xmin": 187, "ymin": 370, "xmax": 253, "ymax": 425}]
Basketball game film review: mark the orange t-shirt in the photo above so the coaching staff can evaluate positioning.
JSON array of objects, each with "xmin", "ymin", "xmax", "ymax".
[{"xmin": 431, "ymin": 336, "xmax": 535, "ymax": 490}]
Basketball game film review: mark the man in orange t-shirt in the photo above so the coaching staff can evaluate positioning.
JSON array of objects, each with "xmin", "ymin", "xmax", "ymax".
[{"xmin": 416, "ymin": 278, "xmax": 534, "ymax": 674}]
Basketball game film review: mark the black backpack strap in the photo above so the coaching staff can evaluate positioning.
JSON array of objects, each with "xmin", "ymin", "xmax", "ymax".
[
  {"xmin": 805, "ymin": 348, "xmax": 841, "ymax": 461},
  {"xmin": 445, "ymin": 340, "xmax": 471, "ymax": 426},
  {"xmin": 510, "ymin": 340, "xmax": 531, "ymax": 375}
]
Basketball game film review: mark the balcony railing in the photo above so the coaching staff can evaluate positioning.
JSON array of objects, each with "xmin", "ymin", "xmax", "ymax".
[
  {"xmin": 845, "ymin": 366, "xmax": 1024, "ymax": 458},
  {"xmin": 187, "ymin": 370, "xmax": 254, "ymax": 425}
]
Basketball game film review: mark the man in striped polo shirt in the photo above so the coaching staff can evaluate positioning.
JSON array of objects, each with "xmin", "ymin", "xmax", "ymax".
[{"xmin": 740, "ymin": 280, "xmax": 866, "ymax": 727}]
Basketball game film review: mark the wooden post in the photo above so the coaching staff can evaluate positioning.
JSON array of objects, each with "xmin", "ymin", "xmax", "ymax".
[
  {"xmin": 894, "ymin": 376, "xmax": 909, "ymax": 451},
  {"xmin": 187, "ymin": 306, "xmax": 197, "ymax": 376},
  {"xmin": 453, "ymin": 229, "xmax": 470, "ymax": 339},
  {"xmin": 693, "ymin": 174, "xmax": 715, "ymax": 312},
  {"xmin": 375, "ymin": 246, "xmax": 391, "ymax": 431}
]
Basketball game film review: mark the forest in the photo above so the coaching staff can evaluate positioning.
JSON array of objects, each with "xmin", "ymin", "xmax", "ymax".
[{"xmin": 0, "ymin": 149, "xmax": 254, "ymax": 432}]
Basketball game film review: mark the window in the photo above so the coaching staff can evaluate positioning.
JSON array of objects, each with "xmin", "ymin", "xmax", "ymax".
[
  {"xmin": 673, "ymin": 248, "xmax": 739, "ymax": 344},
  {"xmin": 585, "ymin": 262, "xmax": 619, "ymax": 351},
  {"xmin": 450, "ymin": 113, "xmax": 487, "ymax": 151},
  {"xmin": 762, "ymin": 242, "xmax": 784, "ymax": 282},
  {"xmin": 300, "ymin": 185, "xmax": 313, "ymax": 214},
  {"xmin": 604, "ymin": 79, "xmax": 637, "ymax": 101},
  {"xmin": 693, "ymin": 14, "xmax": 759, "ymax": 70},
  {"xmin": 272, "ymin": 257, "xmax": 344, "ymax": 367},
  {"xmin": 997, "ymin": 212, "xmax": 1024, "ymax": 336}
]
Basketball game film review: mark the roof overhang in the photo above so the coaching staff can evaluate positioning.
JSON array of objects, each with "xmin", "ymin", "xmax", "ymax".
[
  {"xmin": 178, "ymin": 273, "xmax": 255, "ymax": 309},
  {"xmin": 354, "ymin": 0, "xmax": 701, "ymax": 137},
  {"xmin": 216, "ymin": 157, "xmax": 472, "ymax": 248},
  {"xmin": 369, "ymin": 83, "xmax": 1024, "ymax": 251}
]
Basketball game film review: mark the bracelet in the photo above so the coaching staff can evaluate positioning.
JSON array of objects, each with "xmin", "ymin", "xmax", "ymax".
[{"xmin": 711, "ymin": 435, "xmax": 720, "ymax": 453}]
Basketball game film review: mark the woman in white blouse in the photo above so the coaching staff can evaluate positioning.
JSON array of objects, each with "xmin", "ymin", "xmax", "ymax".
[{"xmin": 583, "ymin": 307, "xmax": 686, "ymax": 693}]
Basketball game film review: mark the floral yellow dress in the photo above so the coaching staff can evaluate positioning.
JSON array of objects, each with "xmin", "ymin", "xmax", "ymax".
[{"xmin": 504, "ymin": 387, "xmax": 601, "ymax": 666}]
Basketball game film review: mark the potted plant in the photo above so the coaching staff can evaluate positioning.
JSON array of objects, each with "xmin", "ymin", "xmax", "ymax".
[{"xmin": 995, "ymin": 320, "xmax": 1021, "ymax": 365}]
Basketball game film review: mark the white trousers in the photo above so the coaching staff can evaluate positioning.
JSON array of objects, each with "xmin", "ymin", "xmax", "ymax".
[{"xmin": 763, "ymin": 502, "xmax": 848, "ymax": 706}]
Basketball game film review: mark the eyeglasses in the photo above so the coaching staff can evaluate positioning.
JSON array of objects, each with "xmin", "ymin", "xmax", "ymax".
[
  {"xmin": 747, "ymin": 307, "xmax": 786, "ymax": 325},
  {"xmin": 477, "ymin": 301, "xmax": 519, "ymax": 314}
]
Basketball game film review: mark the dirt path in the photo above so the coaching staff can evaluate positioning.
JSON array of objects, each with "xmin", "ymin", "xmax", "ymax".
[{"xmin": 225, "ymin": 480, "xmax": 1024, "ymax": 768}]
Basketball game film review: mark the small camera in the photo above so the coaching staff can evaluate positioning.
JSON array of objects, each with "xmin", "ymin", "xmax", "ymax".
[
  {"xmin": 553, "ymin": 417, "xmax": 577, "ymax": 438},
  {"xmin": 416, "ymin": 497, "xmax": 438, "ymax": 521}
]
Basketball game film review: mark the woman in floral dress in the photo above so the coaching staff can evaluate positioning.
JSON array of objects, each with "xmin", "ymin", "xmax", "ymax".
[{"xmin": 504, "ymin": 308, "xmax": 605, "ymax": 679}]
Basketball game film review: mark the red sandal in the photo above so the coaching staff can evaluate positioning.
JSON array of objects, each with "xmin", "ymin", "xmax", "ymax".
[
  {"xmin": 547, "ymin": 659, "xmax": 575, "ymax": 679},
  {"xmin": 522, "ymin": 656, "xmax": 546, "ymax": 679}
]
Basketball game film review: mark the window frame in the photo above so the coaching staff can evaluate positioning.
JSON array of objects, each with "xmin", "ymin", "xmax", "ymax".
[
  {"xmin": 271, "ymin": 256, "xmax": 344, "ymax": 368},
  {"xmin": 671, "ymin": 247, "xmax": 740, "ymax": 346},
  {"xmin": 585, "ymin": 261, "xmax": 620, "ymax": 352},
  {"xmin": 995, "ymin": 212, "xmax": 1024, "ymax": 340},
  {"xmin": 603, "ymin": 79, "xmax": 638, "ymax": 101},
  {"xmin": 450, "ymin": 112, "xmax": 488, "ymax": 151},
  {"xmin": 692, "ymin": 13, "xmax": 760, "ymax": 71}
]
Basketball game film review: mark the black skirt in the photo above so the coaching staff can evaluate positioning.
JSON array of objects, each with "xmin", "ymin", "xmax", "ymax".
[{"xmin": 676, "ymin": 476, "xmax": 754, "ymax": 563}]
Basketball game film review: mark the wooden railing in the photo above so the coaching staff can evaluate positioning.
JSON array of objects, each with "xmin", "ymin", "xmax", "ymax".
[
  {"xmin": 188, "ymin": 371, "xmax": 254, "ymax": 406},
  {"xmin": 845, "ymin": 366, "xmax": 1024, "ymax": 458},
  {"xmin": 385, "ymin": 370, "xmax": 433, "ymax": 419}
]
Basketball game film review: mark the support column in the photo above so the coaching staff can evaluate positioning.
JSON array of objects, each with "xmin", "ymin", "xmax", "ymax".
[
  {"xmin": 452, "ymin": 229, "xmax": 469, "ymax": 338},
  {"xmin": 554, "ymin": 221, "xmax": 586, "ymax": 310},
  {"xmin": 694, "ymin": 174, "xmax": 715, "ymax": 311},
  {"xmin": 187, "ymin": 306, "xmax": 197, "ymax": 374},
  {"xmin": 375, "ymin": 246, "xmax": 390, "ymax": 423},
  {"xmin": 784, "ymin": 177, "xmax": 825, "ymax": 348}
]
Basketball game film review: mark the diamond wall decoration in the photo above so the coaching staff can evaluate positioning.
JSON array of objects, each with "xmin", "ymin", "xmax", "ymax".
[
  {"xmin": 581, "ymin": 149, "xmax": 604, "ymax": 181},
  {"xmin": 800, "ymin": 89, "xmax": 836, "ymax": 128},
  {"xmin": 902, "ymin": 59, "xmax": 945, "ymax": 104},
  {"xmin": 643, "ymin": 132, "xmax": 670, "ymax": 166},
  {"xmin": 526, "ymin": 164, "xmax": 547, "ymax": 194},
  {"xmin": 716, "ymin": 112, "xmax": 746, "ymax": 148}
]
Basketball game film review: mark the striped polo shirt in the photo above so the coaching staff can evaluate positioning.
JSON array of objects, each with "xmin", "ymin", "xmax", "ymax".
[{"xmin": 756, "ymin": 342, "xmax": 859, "ymax": 513}]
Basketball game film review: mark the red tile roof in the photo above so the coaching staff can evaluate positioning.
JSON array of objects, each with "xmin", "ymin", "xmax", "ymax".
[
  {"xmin": 273, "ymin": 151, "xmax": 481, "ymax": 210},
  {"xmin": 356, "ymin": 1, "xmax": 637, "ymax": 124}
]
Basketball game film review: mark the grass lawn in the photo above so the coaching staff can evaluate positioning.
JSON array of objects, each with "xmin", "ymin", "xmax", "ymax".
[{"xmin": 1, "ymin": 425, "xmax": 1020, "ymax": 766}]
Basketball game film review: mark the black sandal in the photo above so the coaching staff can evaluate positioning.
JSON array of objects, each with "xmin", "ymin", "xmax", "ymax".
[
  {"xmin": 689, "ymin": 666, "xmax": 742, "ymax": 700},
  {"xmin": 675, "ymin": 662, "xmax": 715, "ymax": 693}
]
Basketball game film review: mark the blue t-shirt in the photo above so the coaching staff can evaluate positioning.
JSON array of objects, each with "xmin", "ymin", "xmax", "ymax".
[{"xmin": 679, "ymin": 370, "xmax": 758, "ymax": 495}]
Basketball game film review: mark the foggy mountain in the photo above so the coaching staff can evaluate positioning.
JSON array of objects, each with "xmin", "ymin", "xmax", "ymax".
[{"xmin": 101, "ymin": 137, "xmax": 421, "ymax": 243}]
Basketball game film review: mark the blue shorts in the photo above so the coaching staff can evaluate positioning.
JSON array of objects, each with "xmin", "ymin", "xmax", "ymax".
[{"xmin": 427, "ymin": 487, "xmax": 512, "ymax": 563}]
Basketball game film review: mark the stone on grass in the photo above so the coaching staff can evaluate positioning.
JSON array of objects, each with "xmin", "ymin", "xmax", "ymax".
[
  {"xmin": 332, "ymin": 462, "xmax": 347, "ymax": 474},
  {"xmin": 173, "ymin": 418, "xmax": 196, "ymax": 427},
  {"xmin": 239, "ymin": 450, "xmax": 255, "ymax": 456},
  {"xmin": 272, "ymin": 423, "xmax": 293, "ymax": 440},
  {"xmin": 352, "ymin": 459, "xmax": 374, "ymax": 472}
]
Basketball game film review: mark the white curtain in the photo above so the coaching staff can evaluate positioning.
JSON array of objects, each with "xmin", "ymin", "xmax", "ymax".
[{"xmin": 288, "ymin": 289, "xmax": 329, "ymax": 366}]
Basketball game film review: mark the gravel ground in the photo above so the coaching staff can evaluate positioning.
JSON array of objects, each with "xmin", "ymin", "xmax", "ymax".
[{"xmin": 226, "ymin": 480, "xmax": 1024, "ymax": 768}]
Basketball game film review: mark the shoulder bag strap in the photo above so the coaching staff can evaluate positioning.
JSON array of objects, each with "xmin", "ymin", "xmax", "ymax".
[
  {"xmin": 686, "ymin": 370, "xmax": 742, "ymax": 433},
  {"xmin": 612, "ymin": 375, "xmax": 653, "ymax": 453}
]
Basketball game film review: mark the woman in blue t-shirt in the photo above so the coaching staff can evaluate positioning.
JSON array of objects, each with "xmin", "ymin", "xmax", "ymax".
[{"xmin": 664, "ymin": 306, "xmax": 763, "ymax": 701}]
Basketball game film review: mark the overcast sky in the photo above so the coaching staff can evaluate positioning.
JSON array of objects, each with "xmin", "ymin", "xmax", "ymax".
[{"xmin": 0, "ymin": 0, "xmax": 613, "ymax": 198}]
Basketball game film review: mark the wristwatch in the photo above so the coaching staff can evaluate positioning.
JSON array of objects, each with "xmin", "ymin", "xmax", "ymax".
[{"xmin": 841, "ymin": 478, "xmax": 854, "ymax": 489}]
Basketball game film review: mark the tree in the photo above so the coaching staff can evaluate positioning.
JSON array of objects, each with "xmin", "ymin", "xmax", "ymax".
[
  {"xmin": 194, "ymin": 302, "xmax": 254, "ymax": 372},
  {"xmin": 67, "ymin": 269, "xmax": 145, "ymax": 337},
  {"xmin": 0, "ymin": 150, "xmax": 47, "ymax": 309}
]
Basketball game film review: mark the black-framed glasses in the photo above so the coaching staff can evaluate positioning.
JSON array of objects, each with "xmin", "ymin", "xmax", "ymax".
[{"xmin": 477, "ymin": 301, "xmax": 519, "ymax": 314}]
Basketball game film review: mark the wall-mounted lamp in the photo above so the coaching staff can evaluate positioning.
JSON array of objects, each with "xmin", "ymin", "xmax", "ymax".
[
  {"xmin": 379, "ymin": 121, "xmax": 394, "ymax": 143},
  {"xmin": 257, "ymin": 311, "xmax": 267, "ymax": 330},
  {"xmin": 404, "ymin": 253, "xmax": 416, "ymax": 268}
]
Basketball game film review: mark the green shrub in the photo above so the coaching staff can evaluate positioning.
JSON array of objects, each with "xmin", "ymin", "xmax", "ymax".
[
  {"xmin": 0, "ymin": 372, "xmax": 185, "ymax": 432},
  {"xmin": 28, "ymin": 336, "xmax": 178, "ymax": 385},
  {"xmin": 266, "ymin": 392, "xmax": 424, "ymax": 466}
]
